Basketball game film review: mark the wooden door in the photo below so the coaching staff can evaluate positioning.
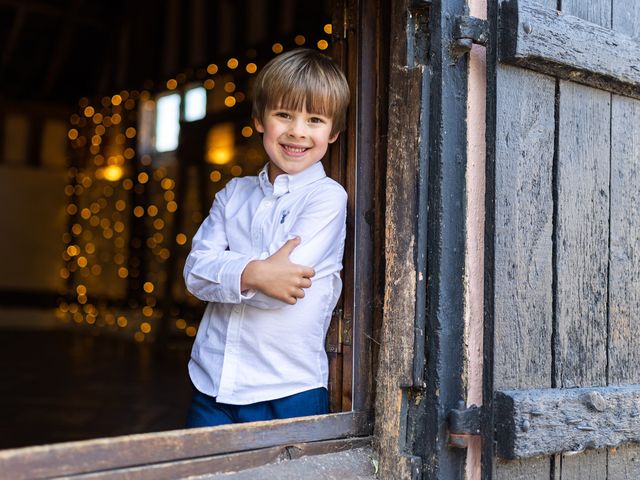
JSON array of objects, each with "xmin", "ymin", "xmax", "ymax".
[{"xmin": 485, "ymin": 0, "xmax": 640, "ymax": 478}]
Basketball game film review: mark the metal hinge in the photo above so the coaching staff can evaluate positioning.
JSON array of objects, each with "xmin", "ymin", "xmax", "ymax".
[
  {"xmin": 447, "ymin": 401, "xmax": 482, "ymax": 448},
  {"xmin": 452, "ymin": 15, "xmax": 489, "ymax": 57}
]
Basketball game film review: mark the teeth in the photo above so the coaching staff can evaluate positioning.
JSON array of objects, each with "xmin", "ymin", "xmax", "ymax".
[{"xmin": 283, "ymin": 145, "xmax": 307, "ymax": 153}]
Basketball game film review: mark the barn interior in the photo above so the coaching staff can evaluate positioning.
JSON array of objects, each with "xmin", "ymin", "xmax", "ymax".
[{"xmin": 0, "ymin": 0, "xmax": 334, "ymax": 449}]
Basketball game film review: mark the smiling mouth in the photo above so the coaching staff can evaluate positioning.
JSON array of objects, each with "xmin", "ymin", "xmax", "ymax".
[{"xmin": 281, "ymin": 144, "xmax": 309, "ymax": 154}]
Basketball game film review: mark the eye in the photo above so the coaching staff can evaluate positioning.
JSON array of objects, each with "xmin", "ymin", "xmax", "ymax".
[
  {"xmin": 274, "ymin": 112, "xmax": 291, "ymax": 119},
  {"xmin": 309, "ymin": 116, "xmax": 325, "ymax": 124}
]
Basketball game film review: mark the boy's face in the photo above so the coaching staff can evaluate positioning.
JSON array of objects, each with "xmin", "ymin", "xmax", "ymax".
[{"xmin": 254, "ymin": 105, "xmax": 339, "ymax": 183}]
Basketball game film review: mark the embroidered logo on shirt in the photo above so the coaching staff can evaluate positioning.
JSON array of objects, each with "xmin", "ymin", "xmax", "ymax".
[{"xmin": 280, "ymin": 210, "xmax": 290, "ymax": 224}]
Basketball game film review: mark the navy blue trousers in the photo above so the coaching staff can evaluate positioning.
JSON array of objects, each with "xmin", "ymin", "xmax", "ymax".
[{"xmin": 185, "ymin": 386, "xmax": 329, "ymax": 428}]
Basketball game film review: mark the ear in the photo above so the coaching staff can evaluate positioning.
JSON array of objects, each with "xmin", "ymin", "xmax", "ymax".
[
  {"xmin": 253, "ymin": 117, "xmax": 265, "ymax": 133},
  {"xmin": 328, "ymin": 132, "xmax": 340, "ymax": 144}
]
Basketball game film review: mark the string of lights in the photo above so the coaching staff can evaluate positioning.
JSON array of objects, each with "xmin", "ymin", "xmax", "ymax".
[{"xmin": 57, "ymin": 27, "xmax": 333, "ymax": 342}]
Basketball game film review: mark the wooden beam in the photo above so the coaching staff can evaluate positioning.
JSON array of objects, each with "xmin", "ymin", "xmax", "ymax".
[
  {"xmin": 0, "ymin": 411, "xmax": 372, "ymax": 479},
  {"xmin": 494, "ymin": 385, "xmax": 640, "ymax": 460},
  {"xmin": 499, "ymin": 0, "xmax": 640, "ymax": 99},
  {"xmin": 52, "ymin": 437, "xmax": 372, "ymax": 479}
]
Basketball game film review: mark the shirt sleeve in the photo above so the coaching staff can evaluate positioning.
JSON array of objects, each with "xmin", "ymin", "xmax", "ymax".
[
  {"xmin": 183, "ymin": 180, "xmax": 255, "ymax": 304},
  {"xmin": 284, "ymin": 184, "xmax": 348, "ymax": 277}
]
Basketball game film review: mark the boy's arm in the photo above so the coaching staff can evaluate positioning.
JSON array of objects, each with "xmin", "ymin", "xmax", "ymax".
[
  {"xmin": 183, "ymin": 182, "xmax": 256, "ymax": 304},
  {"xmin": 240, "ymin": 184, "xmax": 347, "ymax": 308}
]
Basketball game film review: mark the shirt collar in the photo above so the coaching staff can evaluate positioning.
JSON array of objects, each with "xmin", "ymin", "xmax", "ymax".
[{"xmin": 258, "ymin": 161, "xmax": 327, "ymax": 197}]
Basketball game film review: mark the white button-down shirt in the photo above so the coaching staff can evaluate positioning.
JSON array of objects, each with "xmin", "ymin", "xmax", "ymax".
[{"xmin": 184, "ymin": 161, "xmax": 347, "ymax": 404}]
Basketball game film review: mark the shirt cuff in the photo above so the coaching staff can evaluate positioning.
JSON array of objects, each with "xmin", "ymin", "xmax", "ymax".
[{"xmin": 219, "ymin": 256, "xmax": 256, "ymax": 303}]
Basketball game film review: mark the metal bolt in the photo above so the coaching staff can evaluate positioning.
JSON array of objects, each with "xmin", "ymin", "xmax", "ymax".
[
  {"xmin": 583, "ymin": 391, "xmax": 606, "ymax": 412},
  {"xmin": 521, "ymin": 419, "xmax": 530, "ymax": 432},
  {"xmin": 523, "ymin": 22, "xmax": 533, "ymax": 34}
]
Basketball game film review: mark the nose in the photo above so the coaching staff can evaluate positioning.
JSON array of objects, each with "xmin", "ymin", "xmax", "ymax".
[{"xmin": 287, "ymin": 118, "xmax": 307, "ymax": 138}]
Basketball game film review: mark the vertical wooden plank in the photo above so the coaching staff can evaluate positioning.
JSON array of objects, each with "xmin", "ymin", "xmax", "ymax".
[
  {"xmin": 492, "ymin": 63, "xmax": 554, "ymax": 480},
  {"xmin": 556, "ymin": 2, "xmax": 610, "ymax": 478},
  {"xmin": 608, "ymin": 2, "xmax": 640, "ymax": 478}
]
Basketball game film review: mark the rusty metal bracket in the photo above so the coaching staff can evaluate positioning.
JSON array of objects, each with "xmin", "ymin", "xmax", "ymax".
[
  {"xmin": 452, "ymin": 15, "xmax": 489, "ymax": 57},
  {"xmin": 447, "ymin": 401, "xmax": 482, "ymax": 448}
]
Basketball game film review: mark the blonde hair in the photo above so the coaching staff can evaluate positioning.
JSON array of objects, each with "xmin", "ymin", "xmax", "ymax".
[{"xmin": 252, "ymin": 48, "xmax": 350, "ymax": 136}]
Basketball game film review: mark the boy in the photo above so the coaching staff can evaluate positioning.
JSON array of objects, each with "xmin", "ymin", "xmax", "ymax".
[{"xmin": 183, "ymin": 48, "xmax": 350, "ymax": 427}]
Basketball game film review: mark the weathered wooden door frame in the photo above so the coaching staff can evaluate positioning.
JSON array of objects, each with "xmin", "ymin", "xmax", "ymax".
[{"xmin": 374, "ymin": 0, "xmax": 472, "ymax": 478}]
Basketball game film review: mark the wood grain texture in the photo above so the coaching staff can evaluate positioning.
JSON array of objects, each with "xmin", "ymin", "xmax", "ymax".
[
  {"xmin": 373, "ymin": 61, "xmax": 422, "ymax": 480},
  {"xmin": 499, "ymin": 0, "xmax": 640, "ymax": 99},
  {"xmin": 0, "ymin": 412, "xmax": 371, "ymax": 479},
  {"xmin": 608, "ymin": 2, "xmax": 640, "ymax": 478},
  {"xmin": 493, "ymin": 64, "xmax": 554, "ymax": 392},
  {"xmin": 557, "ymin": 2, "xmax": 611, "ymax": 479},
  {"xmin": 495, "ymin": 385, "xmax": 640, "ymax": 459},
  {"xmin": 492, "ymin": 63, "xmax": 555, "ymax": 480},
  {"xmin": 555, "ymin": 80, "xmax": 610, "ymax": 389},
  {"xmin": 491, "ymin": 2, "xmax": 556, "ymax": 479},
  {"xmin": 64, "ymin": 437, "xmax": 372, "ymax": 480}
]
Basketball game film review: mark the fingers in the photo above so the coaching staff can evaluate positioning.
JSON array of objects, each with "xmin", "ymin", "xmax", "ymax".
[
  {"xmin": 283, "ymin": 288, "xmax": 305, "ymax": 305},
  {"xmin": 276, "ymin": 236, "xmax": 301, "ymax": 257},
  {"xmin": 299, "ymin": 277, "xmax": 312, "ymax": 289},
  {"xmin": 301, "ymin": 266, "xmax": 315, "ymax": 278}
]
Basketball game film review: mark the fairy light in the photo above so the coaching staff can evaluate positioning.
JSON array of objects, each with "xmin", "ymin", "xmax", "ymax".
[{"xmin": 61, "ymin": 25, "xmax": 332, "ymax": 341}]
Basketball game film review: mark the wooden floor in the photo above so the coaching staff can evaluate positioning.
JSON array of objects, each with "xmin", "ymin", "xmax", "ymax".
[{"xmin": 0, "ymin": 330, "xmax": 193, "ymax": 450}]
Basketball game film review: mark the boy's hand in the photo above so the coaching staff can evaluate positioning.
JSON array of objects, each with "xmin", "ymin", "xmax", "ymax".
[{"xmin": 241, "ymin": 237, "xmax": 315, "ymax": 305}]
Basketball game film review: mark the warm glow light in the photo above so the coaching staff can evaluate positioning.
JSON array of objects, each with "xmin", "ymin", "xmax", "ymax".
[
  {"xmin": 138, "ymin": 172, "xmax": 149, "ymax": 184},
  {"xmin": 234, "ymin": 92, "xmax": 245, "ymax": 102},
  {"xmin": 224, "ymin": 82, "xmax": 236, "ymax": 93},
  {"xmin": 118, "ymin": 267, "xmax": 129, "ymax": 278},
  {"xmin": 77, "ymin": 256, "xmax": 88, "ymax": 268},
  {"xmin": 241, "ymin": 126, "xmax": 253, "ymax": 137},
  {"xmin": 83, "ymin": 106, "xmax": 95, "ymax": 117},
  {"xmin": 142, "ymin": 306, "xmax": 154, "ymax": 317},
  {"xmin": 111, "ymin": 113, "xmax": 122, "ymax": 124},
  {"xmin": 166, "ymin": 79, "xmax": 178, "ymax": 90},
  {"xmin": 294, "ymin": 35, "xmax": 306, "ymax": 45},
  {"xmin": 115, "ymin": 200, "xmax": 126, "ymax": 211},
  {"xmin": 186, "ymin": 326, "xmax": 197, "ymax": 337},
  {"xmin": 227, "ymin": 58, "xmax": 239, "ymax": 69},
  {"xmin": 246, "ymin": 63, "xmax": 257, "ymax": 74},
  {"xmin": 161, "ymin": 178, "xmax": 174, "ymax": 190},
  {"xmin": 77, "ymin": 285, "xmax": 87, "ymax": 295},
  {"xmin": 204, "ymin": 79, "xmax": 215, "ymax": 89},
  {"xmin": 68, "ymin": 129, "xmax": 79, "ymax": 140},
  {"xmin": 125, "ymin": 127, "xmax": 136, "ymax": 138},
  {"xmin": 141, "ymin": 322, "xmax": 152, "ymax": 333},
  {"xmin": 67, "ymin": 245, "xmax": 80, "ymax": 256},
  {"xmin": 176, "ymin": 233, "xmax": 187, "ymax": 245},
  {"xmin": 209, "ymin": 171, "xmax": 222, "ymax": 182},
  {"xmin": 207, "ymin": 64, "xmax": 218, "ymax": 75},
  {"xmin": 231, "ymin": 165, "xmax": 243, "ymax": 176},
  {"xmin": 206, "ymin": 123, "xmax": 235, "ymax": 164},
  {"xmin": 117, "ymin": 316, "xmax": 128, "ymax": 327},
  {"xmin": 272, "ymin": 43, "xmax": 283, "ymax": 54},
  {"xmin": 324, "ymin": 23, "xmax": 333, "ymax": 34},
  {"xmin": 147, "ymin": 205, "xmax": 159, "ymax": 217},
  {"xmin": 134, "ymin": 332, "xmax": 145, "ymax": 342},
  {"xmin": 317, "ymin": 40, "xmax": 329, "ymax": 50},
  {"xmin": 176, "ymin": 319, "xmax": 187, "ymax": 329},
  {"xmin": 133, "ymin": 206, "xmax": 145, "ymax": 217},
  {"xmin": 224, "ymin": 96, "xmax": 236, "ymax": 107},
  {"xmin": 111, "ymin": 94, "xmax": 122, "ymax": 105},
  {"xmin": 71, "ymin": 223, "xmax": 82, "ymax": 236},
  {"xmin": 167, "ymin": 201, "xmax": 178, "ymax": 212},
  {"xmin": 102, "ymin": 165, "xmax": 124, "ymax": 182}
]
